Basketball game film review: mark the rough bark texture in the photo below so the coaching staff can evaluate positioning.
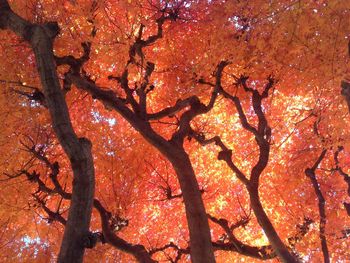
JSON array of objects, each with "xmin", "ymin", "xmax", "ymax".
[
  {"xmin": 0, "ymin": 2, "xmax": 95, "ymax": 262},
  {"xmin": 167, "ymin": 147, "xmax": 215, "ymax": 263},
  {"xmin": 248, "ymin": 186, "xmax": 299, "ymax": 263}
]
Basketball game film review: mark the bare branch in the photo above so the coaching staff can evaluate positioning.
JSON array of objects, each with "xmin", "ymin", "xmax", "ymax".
[
  {"xmin": 55, "ymin": 42, "xmax": 91, "ymax": 71},
  {"xmin": 219, "ymin": 76, "xmax": 274, "ymax": 186},
  {"xmin": 190, "ymin": 131, "xmax": 249, "ymax": 186},
  {"xmin": 305, "ymin": 149, "xmax": 330, "ymax": 263},
  {"xmin": 23, "ymin": 144, "xmax": 155, "ymax": 262},
  {"xmin": 170, "ymin": 61, "xmax": 230, "ymax": 144},
  {"xmin": 208, "ymin": 213, "xmax": 250, "ymax": 253},
  {"xmin": 334, "ymin": 146, "xmax": 350, "ymax": 216},
  {"xmin": 32, "ymin": 194, "xmax": 67, "ymax": 225}
]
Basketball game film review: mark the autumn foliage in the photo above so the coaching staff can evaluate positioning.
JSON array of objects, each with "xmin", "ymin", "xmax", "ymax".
[{"xmin": 0, "ymin": 0, "xmax": 350, "ymax": 262}]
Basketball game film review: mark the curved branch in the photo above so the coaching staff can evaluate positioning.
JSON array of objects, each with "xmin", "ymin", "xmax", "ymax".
[
  {"xmin": 190, "ymin": 131, "xmax": 249, "ymax": 185},
  {"xmin": 305, "ymin": 149, "xmax": 330, "ymax": 263},
  {"xmin": 211, "ymin": 77, "xmax": 297, "ymax": 262},
  {"xmin": 93, "ymin": 200, "xmax": 155, "ymax": 263},
  {"xmin": 170, "ymin": 61, "xmax": 230, "ymax": 144},
  {"xmin": 26, "ymin": 153, "xmax": 155, "ymax": 262}
]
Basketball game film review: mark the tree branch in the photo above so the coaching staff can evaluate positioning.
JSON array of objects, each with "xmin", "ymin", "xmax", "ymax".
[
  {"xmin": 170, "ymin": 61, "xmax": 230, "ymax": 144},
  {"xmin": 23, "ymin": 144, "xmax": 155, "ymax": 262},
  {"xmin": 334, "ymin": 146, "xmax": 350, "ymax": 216},
  {"xmin": 219, "ymin": 76, "xmax": 274, "ymax": 186},
  {"xmin": 32, "ymin": 194, "xmax": 67, "ymax": 225},
  {"xmin": 190, "ymin": 131, "xmax": 249, "ymax": 186},
  {"xmin": 305, "ymin": 149, "xmax": 330, "ymax": 263}
]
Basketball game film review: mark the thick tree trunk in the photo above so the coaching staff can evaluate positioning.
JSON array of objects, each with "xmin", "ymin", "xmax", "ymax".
[
  {"xmin": 0, "ymin": 3, "xmax": 96, "ymax": 262},
  {"xmin": 248, "ymin": 186, "xmax": 298, "ymax": 263},
  {"xmin": 57, "ymin": 139, "xmax": 94, "ymax": 262},
  {"xmin": 30, "ymin": 28, "xmax": 96, "ymax": 263},
  {"xmin": 167, "ymin": 147, "xmax": 215, "ymax": 263},
  {"xmin": 30, "ymin": 28, "xmax": 95, "ymax": 263}
]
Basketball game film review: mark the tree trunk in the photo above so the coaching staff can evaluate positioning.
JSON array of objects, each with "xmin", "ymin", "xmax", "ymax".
[
  {"xmin": 0, "ymin": 3, "xmax": 96, "ymax": 262},
  {"xmin": 167, "ymin": 147, "xmax": 215, "ymax": 263},
  {"xmin": 30, "ymin": 28, "xmax": 96, "ymax": 263},
  {"xmin": 248, "ymin": 186, "xmax": 298, "ymax": 263},
  {"xmin": 30, "ymin": 28, "xmax": 95, "ymax": 263},
  {"xmin": 57, "ymin": 139, "xmax": 95, "ymax": 262}
]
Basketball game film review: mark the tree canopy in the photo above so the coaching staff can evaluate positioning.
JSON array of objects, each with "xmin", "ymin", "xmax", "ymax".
[{"xmin": 0, "ymin": 0, "xmax": 349, "ymax": 262}]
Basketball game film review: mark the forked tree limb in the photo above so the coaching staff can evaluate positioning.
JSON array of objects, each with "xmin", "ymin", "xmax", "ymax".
[{"xmin": 192, "ymin": 77, "xmax": 299, "ymax": 263}]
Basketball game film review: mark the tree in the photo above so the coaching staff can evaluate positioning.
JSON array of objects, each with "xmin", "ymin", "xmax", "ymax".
[{"xmin": 0, "ymin": 0, "xmax": 349, "ymax": 262}]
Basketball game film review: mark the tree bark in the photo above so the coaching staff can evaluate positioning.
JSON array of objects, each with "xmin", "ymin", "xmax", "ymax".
[
  {"xmin": 248, "ymin": 186, "xmax": 298, "ymax": 263},
  {"xmin": 0, "ymin": 2, "xmax": 95, "ymax": 262},
  {"xmin": 167, "ymin": 147, "xmax": 215, "ymax": 263}
]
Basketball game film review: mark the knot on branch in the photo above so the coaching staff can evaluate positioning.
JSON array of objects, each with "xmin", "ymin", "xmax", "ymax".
[
  {"xmin": 235, "ymin": 75, "xmax": 249, "ymax": 86},
  {"xmin": 44, "ymin": 21, "xmax": 60, "ymax": 39},
  {"xmin": 304, "ymin": 168, "xmax": 313, "ymax": 177},
  {"xmin": 218, "ymin": 149, "xmax": 232, "ymax": 161},
  {"xmin": 24, "ymin": 170, "xmax": 40, "ymax": 182},
  {"xmin": 83, "ymin": 232, "xmax": 102, "ymax": 249},
  {"xmin": 110, "ymin": 215, "xmax": 129, "ymax": 232}
]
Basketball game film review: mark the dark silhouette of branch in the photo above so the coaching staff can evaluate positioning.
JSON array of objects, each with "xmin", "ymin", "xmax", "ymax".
[
  {"xmin": 193, "ymin": 76, "xmax": 299, "ymax": 262},
  {"xmin": 54, "ymin": 42, "xmax": 91, "ymax": 93},
  {"xmin": 190, "ymin": 131, "xmax": 249, "ymax": 185},
  {"xmin": 288, "ymin": 217, "xmax": 314, "ymax": 252},
  {"xmin": 341, "ymin": 80, "xmax": 350, "ymax": 112},
  {"xmin": 305, "ymin": 149, "xmax": 330, "ymax": 263},
  {"xmin": 170, "ymin": 61, "xmax": 230, "ymax": 144},
  {"xmin": 32, "ymin": 194, "xmax": 67, "ymax": 225},
  {"xmin": 149, "ymin": 242, "xmax": 190, "ymax": 263},
  {"xmin": 334, "ymin": 146, "xmax": 350, "ymax": 216},
  {"xmin": 20, "ymin": 142, "xmax": 155, "ymax": 262}
]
